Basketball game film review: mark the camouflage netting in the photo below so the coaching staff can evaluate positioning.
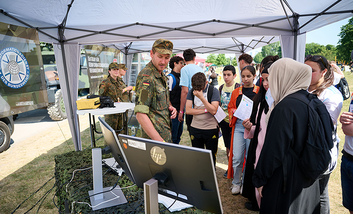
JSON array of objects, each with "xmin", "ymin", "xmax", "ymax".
[{"xmin": 54, "ymin": 148, "xmax": 208, "ymax": 214}]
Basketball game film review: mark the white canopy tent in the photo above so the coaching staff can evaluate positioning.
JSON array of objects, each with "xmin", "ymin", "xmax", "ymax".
[{"xmin": 1, "ymin": 0, "xmax": 352, "ymax": 150}]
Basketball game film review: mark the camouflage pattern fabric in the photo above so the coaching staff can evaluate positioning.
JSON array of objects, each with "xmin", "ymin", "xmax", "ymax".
[
  {"xmin": 99, "ymin": 75, "xmax": 130, "ymax": 134},
  {"xmin": 152, "ymin": 39, "xmax": 173, "ymax": 55},
  {"xmin": 134, "ymin": 61, "xmax": 172, "ymax": 142}
]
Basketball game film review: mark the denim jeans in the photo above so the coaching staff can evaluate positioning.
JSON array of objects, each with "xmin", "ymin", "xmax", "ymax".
[
  {"xmin": 232, "ymin": 119, "xmax": 250, "ymax": 186},
  {"xmin": 171, "ymin": 117, "xmax": 183, "ymax": 144},
  {"xmin": 341, "ymin": 155, "xmax": 353, "ymax": 211}
]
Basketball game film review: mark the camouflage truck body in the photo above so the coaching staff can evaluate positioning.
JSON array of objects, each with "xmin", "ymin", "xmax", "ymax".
[{"xmin": 0, "ymin": 22, "xmax": 48, "ymax": 152}]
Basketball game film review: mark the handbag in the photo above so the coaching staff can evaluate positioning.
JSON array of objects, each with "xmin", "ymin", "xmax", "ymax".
[{"xmin": 336, "ymin": 77, "xmax": 350, "ymax": 100}]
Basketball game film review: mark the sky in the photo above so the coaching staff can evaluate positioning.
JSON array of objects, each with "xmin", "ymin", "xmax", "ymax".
[{"xmin": 199, "ymin": 17, "xmax": 351, "ymax": 59}]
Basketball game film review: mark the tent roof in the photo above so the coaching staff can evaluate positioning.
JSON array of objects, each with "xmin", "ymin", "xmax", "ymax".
[
  {"xmin": 109, "ymin": 36, "xmax": 279, "ymax": 55},
  {"xmin": 1, "ymin": 0, "xmax": 352, "ymax": 46}
]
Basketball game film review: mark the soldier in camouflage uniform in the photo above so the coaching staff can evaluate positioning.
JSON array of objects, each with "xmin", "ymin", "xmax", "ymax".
[
  {"xmin": 99, "ymin": 63, "xmax": 133, "ymax": 134},
  {"xmin": 134, "ymin": 39, "xmax": 177, "ymax": 142}
]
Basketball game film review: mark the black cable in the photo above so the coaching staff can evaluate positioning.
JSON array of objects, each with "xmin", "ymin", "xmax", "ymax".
[
  {"xmin": 23, "ymin": 181, "xmax": 56, "ymax": 214},
  {"xmin": 159, "ymin": 193, "xmax": 179, "ymax": 213},
  {"xmin": 11, "ymin": 176, "xmax": 55, "ymax": 214},
  {"xmin": 35, "ymin": 183, "xmax": 56, "ymax": 214},
  {"xmin": 53, "ymin": 180, "xmax": 70, "ymax": 214}
]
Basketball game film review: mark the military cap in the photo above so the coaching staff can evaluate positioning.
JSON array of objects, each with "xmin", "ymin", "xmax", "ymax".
[
  {"xmin": 152, "ymin": 39, "xmax": 173, "ymax": 55},
  {"xmin": 109, "ymin": 62, "xmax": 128, "ymax": 70}
]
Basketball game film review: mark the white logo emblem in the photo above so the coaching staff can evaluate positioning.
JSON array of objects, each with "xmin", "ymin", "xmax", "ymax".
[{"xmin": 0, "ymin": 47, "xmax": 30, "ymax": 89}]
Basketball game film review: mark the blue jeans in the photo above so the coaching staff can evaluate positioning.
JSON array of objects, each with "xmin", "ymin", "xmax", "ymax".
[
  {"xmin": 171, "ymin": 117, "xmax": 183, "ymax": 144},
  {"xmin": 341, "ymin": 155, "xmax": 353, "ymax": 211},
  {"xmin": 232, "ymin": 119, "xmax": 250, "ymax": 186}
]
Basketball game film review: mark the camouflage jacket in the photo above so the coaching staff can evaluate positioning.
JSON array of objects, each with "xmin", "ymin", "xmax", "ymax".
[
  {"xmin": 98, "ymin": 75, "xmax": 129, "ymax": 102},
  {"xmin": 134, "ymin": 61, "xmax": 171, "ymax": 142}
]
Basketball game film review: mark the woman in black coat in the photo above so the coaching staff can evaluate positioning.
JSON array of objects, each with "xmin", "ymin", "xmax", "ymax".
[{"xmin": 252, "ymin": 58, "xmax": 321, "ymax": 214}]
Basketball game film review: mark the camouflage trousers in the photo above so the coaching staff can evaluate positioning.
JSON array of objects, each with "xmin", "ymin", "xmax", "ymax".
[{"xmin": 104, "ymin": 110, "xmax": 128, "ymax": 135}]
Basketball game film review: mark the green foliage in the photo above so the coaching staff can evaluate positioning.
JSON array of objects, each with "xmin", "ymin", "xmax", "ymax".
[
  {"xmin": 261, "ymin": 42, "xmax": 281, "ymax": 58},
  {"xmin": 254, "ymin": 52, "xmax": 264, "ymax": 64},
  {"xmin": 206, "ymin": 54, "xmax": 217, "ymax": 64},
  {"xmin": 215, "ymin": 54, "xmax": 228, "ymax": 66},
  {"xmin": 253, "ymin": 42, "xmax": 281, "ymax": 63},
  {"xmin": 305, "ymin": 42, "xmax": 337, "ymax": 61},
  {"xmin": 231, "ymin": 57, "xmax": 238, "ymax": 66},
  {"xmin": 337, "ymin": 17, "xmax": 353, "ymax": 63}
]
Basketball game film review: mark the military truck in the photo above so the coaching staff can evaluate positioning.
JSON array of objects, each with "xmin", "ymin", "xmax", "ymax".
[{"xmin": 0, "ymin": 22, "xmax": 49, "ymax": 152}]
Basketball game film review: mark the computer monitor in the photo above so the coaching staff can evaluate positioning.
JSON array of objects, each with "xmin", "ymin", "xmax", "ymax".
[
  {"xmin": 117, "ymin": 134, "xmax": 223, "ymax": 214},
  {"xmin": 98, "ymin": 116, "xmax": 135, "ymax": 183}
]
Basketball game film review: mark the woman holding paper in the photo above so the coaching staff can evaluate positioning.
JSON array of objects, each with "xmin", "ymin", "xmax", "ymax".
[
  {"xmin": 241, "ymin": 62, "xmax": 273, "ymax": 211},
  {"xmin": 227, "ymin": 65, "xmax": 259, "ymax": 195}
]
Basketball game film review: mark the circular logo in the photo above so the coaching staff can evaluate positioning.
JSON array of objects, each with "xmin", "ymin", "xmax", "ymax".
[
  {"xmin": 150, "ymin": 146, "xmax": 167, "ymax": 165},
  {"xmin": 0, "ymin": 47, "xmax": 30, "ymax": 89}
]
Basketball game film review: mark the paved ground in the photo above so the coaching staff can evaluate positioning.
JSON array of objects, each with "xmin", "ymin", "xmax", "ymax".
[{"xmin": 0, "ymin": 109, "xmax": 90, "ymax": 180}]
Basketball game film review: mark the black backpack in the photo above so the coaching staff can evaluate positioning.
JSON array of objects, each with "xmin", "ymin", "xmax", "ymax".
[
  {"xmin": 288, "ymin": 92, "xmax": 334, "ymax": 181},
  {"xmin": 87, "ymin": 95, "xmax": 115, "ymax": 108},
  {"xmin": 335, "ymin": 77, "xmax": 350, "ymax": 100}
]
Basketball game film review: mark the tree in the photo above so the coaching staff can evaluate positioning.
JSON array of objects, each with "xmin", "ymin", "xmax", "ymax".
[
  {"xmin": 254, "ymin": 52, "xmax": 264, "ymax": 63},
  {"xmin": 231, "ymin": 57, "xmax": 238, "ymax": 66},
  {"xmin": 206, "ymin": 54, "xmax": 217, "ymax": 64},
  {"xmin": 305, "ymin": 43, "xmax": 337, "ymax": 61},
  {"xmin": 261, "ymin": 42, "xmax": 281, "ymax": 58},
  {"xmin": 337, "ymin": 17, "xmax": 353, "ymax": 63},
  {"xmin": 253, "ymin": 42, "xmax": 281, "ymax": 63},
  {"xmin": 215, "ymin": 54, "xmax": 228, "ymax": 66}
]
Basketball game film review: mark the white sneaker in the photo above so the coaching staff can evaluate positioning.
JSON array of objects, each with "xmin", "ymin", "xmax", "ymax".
[{"xmin": 231, "ymin": 184, "xmax": 241, "ymax": 195}]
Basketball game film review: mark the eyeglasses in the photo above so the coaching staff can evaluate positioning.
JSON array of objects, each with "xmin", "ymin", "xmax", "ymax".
[
  {"xmin": 179, "ymin": 61, "xmax": 185, "ymax": 65},
  {"xmin": 305, "ymin": 55, "xmax": 327, "ymax": 69}
]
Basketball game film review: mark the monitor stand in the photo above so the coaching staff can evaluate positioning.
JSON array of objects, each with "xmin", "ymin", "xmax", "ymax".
[{"xmin": 89, "ymin": 148, "xmax": 127, "ymax": 211}]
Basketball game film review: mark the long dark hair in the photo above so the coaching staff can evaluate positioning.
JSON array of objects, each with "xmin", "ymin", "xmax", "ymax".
[
  {"xmin": 305, "ymin": 55, "xmax": 334, "ymax": 96},
  {"xmin": 249, "ymin": 62, "xmax": 273, "ymax": 124}
]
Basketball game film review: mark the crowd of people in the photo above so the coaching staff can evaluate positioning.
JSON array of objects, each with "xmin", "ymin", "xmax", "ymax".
[{"xmin": 99, "ymin": 38, "xmax": 353, "ymax": 214}]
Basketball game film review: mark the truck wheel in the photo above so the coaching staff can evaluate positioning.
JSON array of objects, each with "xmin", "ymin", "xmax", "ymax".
[
  {"xmin": 0, "ymin": 121, "xmax": 11, "ymax": 153},
  {"xmin": 48, "ymin": 89, "xmax": 67, "ymax": 121}
]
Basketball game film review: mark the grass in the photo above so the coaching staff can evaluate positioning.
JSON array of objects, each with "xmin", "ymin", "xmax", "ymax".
[{"xmin": 0, "ymin": 70, "xmax": 352, "ymax": 213}]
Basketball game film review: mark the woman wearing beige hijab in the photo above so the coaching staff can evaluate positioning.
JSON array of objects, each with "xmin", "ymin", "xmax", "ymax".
[{"xmin": 252, "ymin": 58, "xmax": 321, "ymax": 213}]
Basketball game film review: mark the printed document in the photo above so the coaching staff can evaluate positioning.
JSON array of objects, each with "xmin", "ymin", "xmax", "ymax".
[
  {"xmin": 233, "ymin": 95, "xmax": 253, "ymax": 120},
  {"xmin": 214, "ymin": 106, "xmax": 226, "ymax": 123}
]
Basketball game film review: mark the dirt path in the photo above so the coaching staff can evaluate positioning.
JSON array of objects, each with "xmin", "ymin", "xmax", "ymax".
[{"xmin": 0, "ymin": 114, "xmax": 90, "ymax": 181}]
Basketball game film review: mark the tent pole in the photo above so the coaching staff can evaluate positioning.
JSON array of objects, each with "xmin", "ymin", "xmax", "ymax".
[
  {"xmin": 58, "ymin": 25, "xmax": 80, "ymax": 151},
  {"xmin": 293, "ymin": 14, "xmax": 299, "ymax": 60}
]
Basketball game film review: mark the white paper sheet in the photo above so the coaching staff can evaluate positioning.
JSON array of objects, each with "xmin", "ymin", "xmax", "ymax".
[
  {"xmin": 233, "ymin": 95, "xmax": 253, "ymax": 121},
  {"xmin": 158, "ymin": 194, "xmax": 193, "ymax": 212},
  {"xmin": 214, "ymin": 106, "xmax": 226, "ymax": 123},
  {"xmin": 265, "ymin": 88, "xmax": 274, "ymax": 108}
]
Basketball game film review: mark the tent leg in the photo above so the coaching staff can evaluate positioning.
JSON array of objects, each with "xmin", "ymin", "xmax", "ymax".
[{"xmin": 58, "ymin": 26, "xmax": 80, "ymax": 151}]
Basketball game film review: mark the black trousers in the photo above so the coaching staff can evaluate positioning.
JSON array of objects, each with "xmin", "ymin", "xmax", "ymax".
[{"xmin": 189, "ymin": 126, "xmax": 219, "ymax": 166}]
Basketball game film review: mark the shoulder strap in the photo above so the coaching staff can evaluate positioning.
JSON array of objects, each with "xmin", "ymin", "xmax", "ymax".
[
  {"xmin": 191, "ymin": 88, "xmax": 194, "ymax": 105},
  {"xmin": 167, "ymin": 73, "xmax": 176, "ymax": 90},
  {"xmin": 219, "ymin": 84, "xmax": 224, "ymax": 95},
  {"xmin": 207, "ymin": 84, "xmax": 214, "ymax": 103}
]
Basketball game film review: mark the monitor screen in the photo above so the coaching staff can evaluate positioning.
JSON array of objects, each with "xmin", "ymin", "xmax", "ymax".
[
  {"xmin": 98, "ymin": 116, "xmax": 135, "ymax": 183},
  {"xmin": 117, "ymin": 134, "xmax": 223, "ymax": 214}
]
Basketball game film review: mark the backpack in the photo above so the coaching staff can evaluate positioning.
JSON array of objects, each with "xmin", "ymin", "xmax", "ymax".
[
  {"xmin": 87, "ymin": 94, "xmax": 115, "ymax": 108},
  {"xmin": 335, "ymin": 77, "xmax": 350, "ymax": 100},
  {"xmin": 218, "ymin": 83, "xmax": 241, "ymax": 97},
  {"xmin": 167, "ymin": 73, "xmax": 176, "ymax": 90},
  {"xmin": 186, "ymin": 85, "xmax": 214, "ymax": 128},
  {"xmin": 288, "ymin": 92, "xmax": 334, "ymax": 181}
]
